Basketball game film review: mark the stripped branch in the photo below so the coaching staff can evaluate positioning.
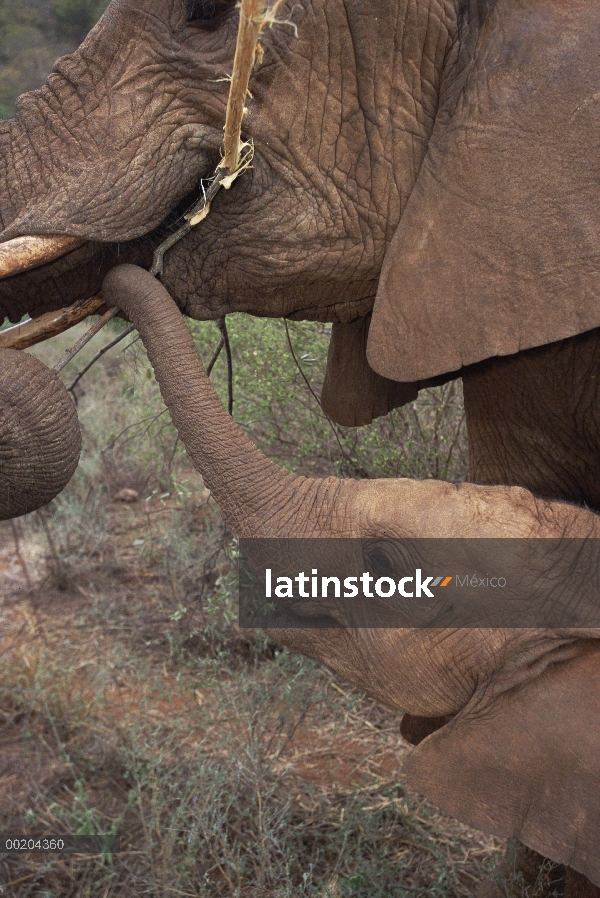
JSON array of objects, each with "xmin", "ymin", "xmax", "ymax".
[
  {"xmin": 0, "ymin": 294, "xmax": 105, "ymax": 351},
  {"xmin": 222, "ymin": 0, "xmax": 269, "ymax": 173}
]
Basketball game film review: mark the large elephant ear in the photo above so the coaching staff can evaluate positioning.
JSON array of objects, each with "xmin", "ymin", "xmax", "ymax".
[
  {"xmin": 367, "ymin": 1, "xmax": 600, "ymax": 382},
  {"xmin": 403, "ymin": 647, "xmax": 600, "ymax": 886}
]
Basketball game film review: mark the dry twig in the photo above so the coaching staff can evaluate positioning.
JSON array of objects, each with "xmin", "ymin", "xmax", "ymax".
[
  {"xmin": 10, "ymin": 520, "xmax": 32, "ymax": 591},
  {"xmin": 67, "ymin": 323, "xmax": 136, "ymax": 396},
  {"xmin": 283, "ymin": 320, "xmax": 358, "ymax": 472},
  {"xmin": 0, "ymin": 294, "xmax": 105, "ymax": 351},
  {"xmin": 216, "ymin": 318, "xmax": 234, "ymax": 414},
  {"xmin": 52, "ymin": 307, "xmax": 119, "ymax": 374},
  {"xmin": 206, "ymin": 335, "xmax": 225, "ymax": 376}
]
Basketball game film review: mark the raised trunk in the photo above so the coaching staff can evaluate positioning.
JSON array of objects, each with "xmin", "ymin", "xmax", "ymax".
[{"xmin": 102, "ymin": 265, "xmax": 347, "ymax": 537}]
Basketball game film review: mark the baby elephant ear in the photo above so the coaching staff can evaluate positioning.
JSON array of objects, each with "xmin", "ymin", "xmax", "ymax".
[
  {"xmin": 368, "ymin": 1, "xmax": 600, "ymax": 383},
  {"xmin": 403, "ymin": 647, "xmax": 600, "ymax": 886}
]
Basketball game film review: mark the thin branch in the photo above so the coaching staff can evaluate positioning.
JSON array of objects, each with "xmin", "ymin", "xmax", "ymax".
[
  {"xmin": 283, "ymin": 320, "xmax": 357, "ymax": 471},
  {"xmin": 67, "ymin": 324, "xmax": 135, "ymax": 396},
  {"xmin": 149, "ymin": 140, "xmax": 255, "ymax": 278},
  {"xmin": 123, "ymin": 333, "xmax": 141, "ymax": 351},
  {"xmin": 443, "ymin": 409, "xmax": 466, "ymax": 479},
  {"xmin": 53, "ymin": 307, "xmax": 119, "ymax": 373},
  {"xmin": 36, "ymin": 509, "xmax": 67, "ymax": 587},
  {"xmin": 150, "ymin": 171, "xmax": 229, "ymax": 278},
  {"xmin": 216, "ymin": 318, "xmax": 234, "ymax": 415},
  {"xmin": 103, "ymin": 410, "xmax": 170, "ymax": 453},
  {"xmin": 206, "ymin": 335, "xmax": 225, "ymax": 376},
  {"xmin": 11, "ymin": 520, "xmax": 32, "ymax": 591},
  {"xmin": 166, "ymin": 433, "xmax": 180, "ymax": 475}
]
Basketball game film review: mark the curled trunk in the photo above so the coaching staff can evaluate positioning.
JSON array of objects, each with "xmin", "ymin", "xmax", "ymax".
[
  {"xmin": 0, "ymin": 349, "xmax": 81, "ymax": 520},
  {"xmin": 102, "ymin": 265, "xmax": 344, "ymax": 537}
]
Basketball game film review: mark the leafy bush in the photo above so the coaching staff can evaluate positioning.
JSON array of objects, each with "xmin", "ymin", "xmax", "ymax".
[{"xmin": 187, "ymin": 314, "xmax": 467, "ymax": 483}]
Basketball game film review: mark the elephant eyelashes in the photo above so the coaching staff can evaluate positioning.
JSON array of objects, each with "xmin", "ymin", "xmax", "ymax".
[{"xmin": 186, "ymin": 0, "xmax": 237, "ymax": 28}]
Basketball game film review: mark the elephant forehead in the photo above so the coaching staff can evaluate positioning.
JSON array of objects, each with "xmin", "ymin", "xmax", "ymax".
[{"xmin": 354, "ymin": 479, "xmax": 516, "ymax": 538}]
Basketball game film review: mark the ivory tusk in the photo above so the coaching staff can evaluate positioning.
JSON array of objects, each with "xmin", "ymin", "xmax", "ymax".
[
  {"xmin": 0, "ymin": 234, "xmax": 84, "ymax": 279},
  {"xmin": 0, "ymin": 294, "xmax": 106, "ymax": 350}
]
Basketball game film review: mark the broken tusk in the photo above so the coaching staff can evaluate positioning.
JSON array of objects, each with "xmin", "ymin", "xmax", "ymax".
[
  {"xmin": 0, "ymin": 294, "xmax": 105, "ymax": 350},
  {"xmin": 0, "ymin": 234, "xmax": 84, "ymax": 279}
]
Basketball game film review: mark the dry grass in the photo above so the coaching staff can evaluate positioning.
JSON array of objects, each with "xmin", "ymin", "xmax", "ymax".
[{"xmin": 0, "ymin": 536, "xmax": 504, "ymax": 896}]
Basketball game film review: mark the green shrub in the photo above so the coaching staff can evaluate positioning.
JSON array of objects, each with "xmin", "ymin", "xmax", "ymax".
[{"xmin": 188, "ymin": 314, "xmax": 468, "ymax": 483}]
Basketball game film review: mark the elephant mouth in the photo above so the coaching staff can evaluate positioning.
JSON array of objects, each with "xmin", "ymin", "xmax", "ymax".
[
  {"xmin": 0, "ymin": 161, "xmax": 218, "ymax": 278},
  {"xmin": 0, "ymin": 175, "xmax": 222, "ymax": 348}
]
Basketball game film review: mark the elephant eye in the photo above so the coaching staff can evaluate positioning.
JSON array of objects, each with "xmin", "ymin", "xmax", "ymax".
[{"xmin": 187, "ymin": 0, "xmax": 237, "ymax": 28}]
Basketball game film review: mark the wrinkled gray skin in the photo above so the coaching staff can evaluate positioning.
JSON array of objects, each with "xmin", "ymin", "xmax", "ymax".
[
  {"xmin": 2, "ymin": 0, "xmax": 600, "ymax": 894},
  {"xmin": 0, "ymin": 0, "xmax": 412, "ymax": 322},
  {"xmin": 2, "ymin": 0, "xmax": 599, "ymax": 511}
]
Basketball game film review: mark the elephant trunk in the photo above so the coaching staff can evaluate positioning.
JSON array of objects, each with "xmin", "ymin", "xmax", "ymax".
[
  {"xmin": 0, "ymin": 348, "xmax": 81, "ymax": 520},
  {"xmin": 102, "ymin": 265, "xmax": 347, "ymax": 538}
]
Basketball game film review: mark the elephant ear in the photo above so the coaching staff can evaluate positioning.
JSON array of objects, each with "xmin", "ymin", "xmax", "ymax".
[
  {"xmin": 403, "ymin": 647, "xmax": 600, "ymax": 886},
  {"xmin": 321, "ymin": 315, "xmax": 418, "ymax": 426},
  {"xmin": 367, "ymin": 0, "xmax": 600, "ymax": 382},
  {"xmin": 321, "ymin": 316, "xmax": 453, "ymax": 425}
]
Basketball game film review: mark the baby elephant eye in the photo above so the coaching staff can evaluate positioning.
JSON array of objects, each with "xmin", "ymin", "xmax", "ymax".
[{"xmin": 187, "ymin": 0, "xmax": 237, "ymax": 28}]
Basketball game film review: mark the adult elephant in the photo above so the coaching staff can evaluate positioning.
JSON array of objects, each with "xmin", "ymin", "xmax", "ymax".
[
  {"xmin": 1, "ymin": 0, "xmax": 600, "ymax": 892},
  {"xmin": 1, "ymin": 0, "xmax": 599, "ymax": 509}
]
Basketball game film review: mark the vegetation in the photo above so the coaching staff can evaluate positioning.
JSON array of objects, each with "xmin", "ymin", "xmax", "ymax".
[{"xmin": 0, "ymin": 0, "xmax": 110, "ymax": 118}]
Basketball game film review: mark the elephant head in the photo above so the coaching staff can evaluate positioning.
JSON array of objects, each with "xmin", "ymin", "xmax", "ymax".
[
  {"xmin": 1, "ymin": 0, "xmax": 600, "ymax": 413},
  {"xmin": 100, "ymin": 262, "xmax": 600, "ymax": 888}
]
